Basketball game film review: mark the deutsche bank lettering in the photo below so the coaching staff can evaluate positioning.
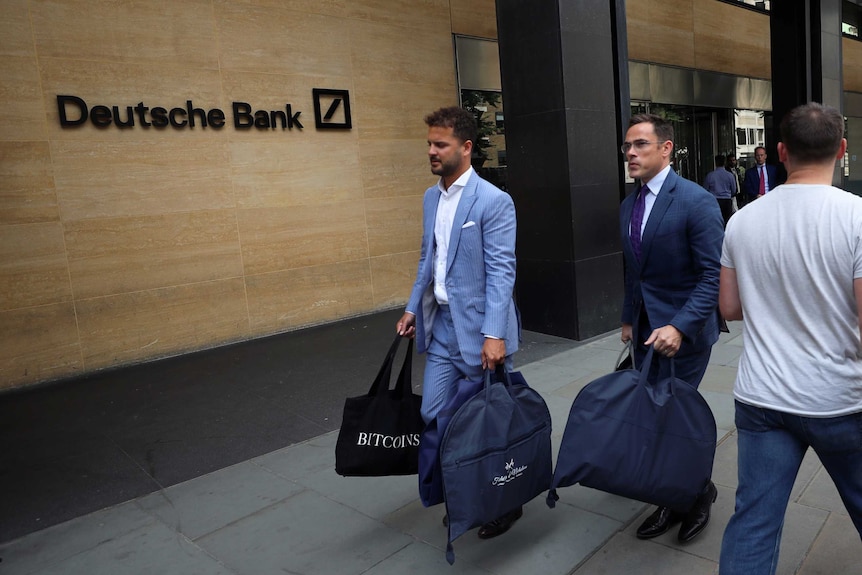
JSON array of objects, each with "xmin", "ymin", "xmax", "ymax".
[
  {"xmin": 57, "ymin": 92, "xmax": 351, "ymax": 131},
  {"xmin": 356, "ymin": 432, "xmax": 420, "ymax": 449}
]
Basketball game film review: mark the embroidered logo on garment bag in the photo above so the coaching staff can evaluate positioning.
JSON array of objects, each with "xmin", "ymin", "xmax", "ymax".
[{"xmin": 492, "ymin": 458, "xmax": 528, "ymax": 486}]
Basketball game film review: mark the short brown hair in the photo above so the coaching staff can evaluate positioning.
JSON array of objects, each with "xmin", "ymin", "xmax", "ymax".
[
  {"xmin": 425, "ymin": 106, "xmax": 478, "ymax": 145},
  {"xmin": 779, "ymin": 102, "xmax": 844, "ymax": 164},
  {"xmin": 629, "ymin": 113, "xmax": 674, "ymax": 144}
]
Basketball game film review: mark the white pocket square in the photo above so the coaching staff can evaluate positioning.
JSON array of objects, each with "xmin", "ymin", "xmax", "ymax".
[{"xmin": 461, "ymin": 221, "xmax": 476, "ymax": 228}]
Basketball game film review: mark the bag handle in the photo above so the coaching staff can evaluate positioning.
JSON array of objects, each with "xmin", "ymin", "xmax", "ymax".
[
  {"xmin": 616, "ymin": 341, "xmax": 634, "ymax": 370},
  {"xmin": 482, "ymin": 363, "xmax": 513, "ymax": 400},
  {"xmin": 367, "ymin": 335, "xmax": 413, "ymax": 396},
  {"xmin": 391, "ymin": 337, "xmax": 414, "ymax": 399},
  {"xmin": 636, "ymin": 344, "xmax": 676, "ymax": 387}
]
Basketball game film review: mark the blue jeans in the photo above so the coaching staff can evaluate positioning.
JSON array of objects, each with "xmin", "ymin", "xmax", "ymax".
[{"xmin": 719, "ymin": 401, "xmax": 862, "ymax": 575}]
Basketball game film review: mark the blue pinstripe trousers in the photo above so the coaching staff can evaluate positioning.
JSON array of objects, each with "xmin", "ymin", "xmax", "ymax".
[{"xmin": 421, "ymin": 305, "xmax": 512, "ymax": 424}]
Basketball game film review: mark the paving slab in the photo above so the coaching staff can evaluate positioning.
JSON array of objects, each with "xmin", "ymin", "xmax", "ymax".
[
  {"xmin": 5, "ymin": 519, "xmax": 234, "ymax": 575},
  {"xmin": 513, "ymin": 360, "xmax": 587, "ymax": 395},
  {"xmin": 294, "ymin": 467, "xmax": 420, "ymax": 521},
  {"xmin": 362, "ymin": 541, "xmax": 494, "ymax": 575},
  {"xmin": 546, "ymin": 485, "xmax": 646, "ymax": 524},
  {"xmin": 571, "ymin": 531, "xmax": 719, "ymax": 575},
  {"xmin": 252, "ymin": 431, "xmax": 338, "ymax": 481},
  {"xmin": 136, "ymin": 460, "xmax": 305, "ymax": 540},
  {"xmin": 798, "ymin": 465, "xmax": 848, "ymax": 515},
  {"xmin": 195, "ymin": 490, "xmax": 412, "ymax": 575},
  {"xmin": 540, "ymin": 346, "xmax": 624, "ymax": 374},
  {"xmin": 711, "ymin": 431, "xmax": 739, "ymax": 489},
  {"xmin": 448, "ymin": 498, "xmax": 623, "ymax": 575},
  {"xmin": 796, "ymin": 512, "xmax": 861, "ymax": 575},
  {"xmin": 775, "ymin": 502, "xmax": 830, "ymax": 575}
]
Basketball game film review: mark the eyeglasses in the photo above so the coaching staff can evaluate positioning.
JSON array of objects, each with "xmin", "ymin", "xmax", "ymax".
[{"xmin": 620, "ymin": 140, "xmax": 666, "ymax": 154}]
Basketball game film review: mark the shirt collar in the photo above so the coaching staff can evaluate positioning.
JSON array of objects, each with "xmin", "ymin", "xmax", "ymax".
[
  {"xmin": 643, "ymin": 164, "xmax": 672, "ymax": 195},
  {"xmin": 437, "ymin": 166, "xmax": 474, "ymax": 197}
]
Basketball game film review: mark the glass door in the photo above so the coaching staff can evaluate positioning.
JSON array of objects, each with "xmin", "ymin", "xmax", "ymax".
[{"xmin": 694, "ymin": 110, "xmax": 715, "ymax": 185}]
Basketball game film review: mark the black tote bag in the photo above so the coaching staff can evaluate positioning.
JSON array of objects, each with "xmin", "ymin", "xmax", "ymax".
[
  {"xmin": 335, "ymin": 335, "xmax": 423, "ymax": 477},
  {"xmin": 548, "ymin": 345, "xmax": 716, "ymax": 511}
]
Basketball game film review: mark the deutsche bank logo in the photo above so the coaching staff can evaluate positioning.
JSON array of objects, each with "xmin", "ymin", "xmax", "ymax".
[{"xmin": 313, "ymin": 88, "xmax": 352, "ymax": 130}]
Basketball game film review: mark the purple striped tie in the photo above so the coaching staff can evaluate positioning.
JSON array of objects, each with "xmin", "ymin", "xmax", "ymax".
[{"xmin": 631, "ymin": 185, "xmax": 648, "ymax": 261}]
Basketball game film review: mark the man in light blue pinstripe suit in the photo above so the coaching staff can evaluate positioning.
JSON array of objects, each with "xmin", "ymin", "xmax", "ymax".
[{"xmin": 397, "ymin": 106, "xmax": 522, "ymax": 540}]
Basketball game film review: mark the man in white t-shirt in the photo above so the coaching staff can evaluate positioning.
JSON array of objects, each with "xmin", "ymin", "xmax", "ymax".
[{"xmin": 718, "ymin": 102, "xmax": 862, "ymax": 575}]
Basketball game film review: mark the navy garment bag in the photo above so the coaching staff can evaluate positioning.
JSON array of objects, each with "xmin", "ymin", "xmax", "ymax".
[
  {"xmin": 418, "ymin": 377, "xmax": 484, "ymax": 507},
  {"xmin": 440, "ymin": 367, "xmax": 552, "ymax": 564},
  {"xmin": 548, "ymin": 345, "xmax": 716, "ymax": 511}
]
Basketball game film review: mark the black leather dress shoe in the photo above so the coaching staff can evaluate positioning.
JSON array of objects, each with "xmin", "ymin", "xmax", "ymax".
[
  {"xmin": 636, "ymin": 506, "xmax": 683, "ymax": 539},
  {"xmin": 442, "ymin": 514, "xmax": 448, "ymax": 527},
  {"xmin": 678, "ymin": 481, "xmax": 718, "ymax": 543},
  {"xmin": 477, "ymin": 506, "xmax": 523, "ymax": 539}
]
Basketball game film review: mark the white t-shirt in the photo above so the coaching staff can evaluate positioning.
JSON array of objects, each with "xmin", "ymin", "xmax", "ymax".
[{"xmin": 721, "ymin": 183, "xmax": 862, "ymax": 416}]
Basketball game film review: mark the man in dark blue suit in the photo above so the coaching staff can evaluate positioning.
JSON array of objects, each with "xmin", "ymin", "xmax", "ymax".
[
  {"xmin": 742, "ymin": 146, "xmax": 779, "ymax": 203},
  {"xmin": 619, "ymin": 114, "xmax": 724, "ymax": 543}
]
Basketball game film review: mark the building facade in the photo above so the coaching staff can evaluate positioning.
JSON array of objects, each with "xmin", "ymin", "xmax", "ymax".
[{"xmin": 3, "ymin": 0, "xmax": 862, "ymax": 390}]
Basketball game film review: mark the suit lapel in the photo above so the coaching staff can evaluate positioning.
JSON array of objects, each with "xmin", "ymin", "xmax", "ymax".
[
  {"xmin": 639, "ymin": 171, "xmax": 676, "ymax": 264},
  {"xmin": 424, "ymin": 189, "xmax": 441, "ymax": 273},
  {"xmin": 621, "ymin": 190, "xmax": 640, "ymax": 271},
  {"xmin": 446, "ymin": 172, "xmax": 478, "ymax": 274}
]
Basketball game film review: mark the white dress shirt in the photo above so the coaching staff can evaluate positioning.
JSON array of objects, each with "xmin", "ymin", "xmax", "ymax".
[
  {"xmin": 433, "ymin": 167, "xmax": 474, "ymax": 304},
  {"xmin": 631, "ymin": 164, "xmax": 671, "ymax": 238},
  {"xmin": 758, "ymin": 164, "xmax": 771, "ymax": 194}
]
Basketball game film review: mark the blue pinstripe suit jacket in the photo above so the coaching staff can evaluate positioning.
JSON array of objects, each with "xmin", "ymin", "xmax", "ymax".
[{"xmin": 406, "ymin": 171, "xmax": 520, "ymax": 366}]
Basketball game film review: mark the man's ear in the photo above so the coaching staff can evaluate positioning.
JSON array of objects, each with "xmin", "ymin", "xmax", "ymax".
[
  {"xmin": 662, "ymin": 139, "xmax": 674, "ymax": 158},
  {"xmin": 837, "ymin": 138, "xmax": 848, "ymax": 160},
  {"xmin": 777, "ymin": 142, "xmax": 788, "ymax": 163}
]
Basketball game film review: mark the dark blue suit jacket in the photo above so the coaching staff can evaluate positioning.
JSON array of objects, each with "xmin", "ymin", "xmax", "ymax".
[
  {"xmin": 620, "ymin": 169, "xmax": 724, "ymax": 364},
  {"xmin": 742, "ymin": 163, "xmax": 779, "ymax": 200}
]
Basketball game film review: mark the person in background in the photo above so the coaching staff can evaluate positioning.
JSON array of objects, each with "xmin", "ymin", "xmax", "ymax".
[
  {"xmin": 725, "ymin": 154, "xmax": 745, "ymax": 209},
  {"xmin": 619, "ymin": 113, "xmax": 724, "ymax": 544},
  {"xmin": 397, "ymin": 106, "xmax": 523, "ymax": 539},
  {"xmin": 742, "ymin": 146, "xmax": 778, "ymax": 203},
  {"xmin": 704, "ymin": 154, "xmax": 737, "ymax": 226},
  {"xmin": 719, "ymin": 102, "xmax": 862, "ymax": 575}
]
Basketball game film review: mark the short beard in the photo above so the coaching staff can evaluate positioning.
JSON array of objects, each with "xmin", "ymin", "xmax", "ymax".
[{"xmin": 431, "ymin": 158, "xmax": 461, "ymax": 179}]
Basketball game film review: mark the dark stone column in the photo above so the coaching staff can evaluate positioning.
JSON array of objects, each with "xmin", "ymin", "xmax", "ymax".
[
  {"xmin": 496, "ymin": 0, "xmax": 628, "ymax": 340},
  {"xmin": 769, "ymin": 0, "xmax": 843, "ymax": 174}
]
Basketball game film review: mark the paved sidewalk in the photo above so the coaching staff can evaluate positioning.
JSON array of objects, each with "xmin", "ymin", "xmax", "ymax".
[{"xmin": 1, "ymin": 324, "xmax": 857, "ymax": 575}]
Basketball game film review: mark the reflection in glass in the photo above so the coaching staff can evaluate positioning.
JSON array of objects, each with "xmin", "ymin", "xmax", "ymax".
[
  {"xmin": 628, "ymin": 102, "xmax": 768, "ymax": 190},
  {"xmin": 846, "ymin": 117, "xmax": 862, "ymax": 196},
  {"xmin": 461, "ymin": 89, "xmax": 508, "ymax": 191}
]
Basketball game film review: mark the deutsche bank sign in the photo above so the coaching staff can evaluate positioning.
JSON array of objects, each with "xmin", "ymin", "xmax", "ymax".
[{"xmin": 56, "ymin": 89, "xmax": 352, "ymax": 131}]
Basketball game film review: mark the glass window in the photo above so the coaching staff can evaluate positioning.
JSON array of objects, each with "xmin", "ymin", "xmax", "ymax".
[
  {"xmin": 844, "ymin": 0, "xmax": 862, "ymax": 38},
  {"xmin": 461, "ymin": 89, "xmax": 507, "ymax": 189},
  {"xmin": 721, "ymin": 0, "xmax": 770, "ymax": 11},
  {"xmin": 845, "ymin": 117, "xmax": 862, "ymax": 195},
  {"xmin": 734, "ymin": 110, "xmax": 766, "ymax": 171},
  {"xmin": 455, "ymin": 37, "xmax": 507, "ymax": 191}
]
